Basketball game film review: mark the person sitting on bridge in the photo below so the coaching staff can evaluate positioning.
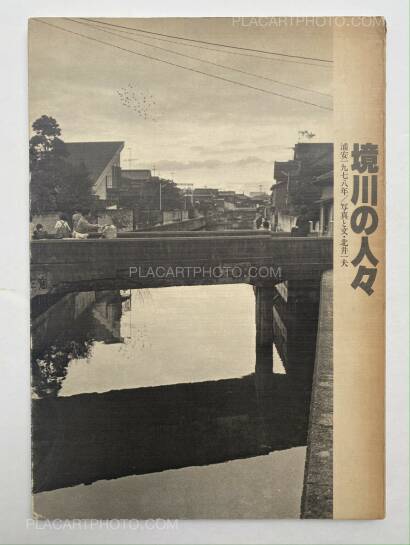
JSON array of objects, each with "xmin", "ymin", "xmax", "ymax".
[
  {"xmin": 54, "ymin": 213, "xmax": 72, "ymax": 239},
  {"xmin": 293, "ymin": 205, "xmax": 311, "ymax": 237},
  {"xmin": 101, "ymin": 216, "xmax": 117, "ymax": 239},
  {"xmin": 254, "ymin": 214, "xmax": 263, "ymax": 230},
  {"xmin": 72, "ymin": 210, "xmax": 100, "ymax": 239},
  {"xmin": 32, "ymin": 223, "xmax": 48, "ymax": 239}
]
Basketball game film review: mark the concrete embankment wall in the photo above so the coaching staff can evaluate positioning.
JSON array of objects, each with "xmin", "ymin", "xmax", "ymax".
[
  {"xmin": 162, "ymin": 210, "xmax": 189, "ymax": 224},
  {"xmin": 96, "ymin": 209, "xmax": 133, "ymax": 231},
  {"xmin": 301, "ymin": 269, "xmax": 333, "ymax": 519},
  {"xmin": 145, "ymin": 216, "xmax": 206, "ymax": 231}
]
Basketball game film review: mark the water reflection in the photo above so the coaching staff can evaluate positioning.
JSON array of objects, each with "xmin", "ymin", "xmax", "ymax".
[
  {"xmin": 31, "ymin": 291, "xmax": 126, "ymax": 397},
  {"xmin": 31, "ymin": 282, "xmax": 320, "ymax": 517}
]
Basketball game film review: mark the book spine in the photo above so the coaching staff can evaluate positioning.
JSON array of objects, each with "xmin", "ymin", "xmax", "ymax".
[{"xmin": 333, "ymin": 16, "xmax": 386, "ymax": 519}]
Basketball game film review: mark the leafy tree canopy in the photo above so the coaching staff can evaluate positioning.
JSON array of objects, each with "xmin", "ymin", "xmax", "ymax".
[
  {"xmin": 288, "ymin": 179, "xmax": 321, "ymax": 219},
  {"xmin": 30, "ymin": 115, "xmax": 93, "ymax": 216},
  {"xmin": 160, "ymin": 179, "xmax": 183, "ymax": 211}
]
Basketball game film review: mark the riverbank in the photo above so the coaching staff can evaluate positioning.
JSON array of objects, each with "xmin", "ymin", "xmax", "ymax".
[
  {"xmin": 301, "ymin": 269, "xmax": 333, "ymax": 518},
  {"xmin": 145, "ymin": 216, "xmax": 206, "ymax": 231}
]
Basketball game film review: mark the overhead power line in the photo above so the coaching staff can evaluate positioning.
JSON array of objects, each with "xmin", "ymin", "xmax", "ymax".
[
  {"xmin": 81, "ymin": 18, "xmax": 332, "ymax": 69},
  {"xmin": 33, "ymin": 18, "xmax": 332, "ymax": 112},
  {"xmin": 83, "ymin": 18, "xmax": 333, "ymax": 63},
  {"xmin": 68, "ymin": 18, "xmax": 331, "ymax": 99}
]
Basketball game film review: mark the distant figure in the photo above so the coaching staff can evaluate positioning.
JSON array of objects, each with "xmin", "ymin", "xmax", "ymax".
[
  {"xmin": 101, "ymin": 217, "xmax": 117, "ymax": 239},
  {"xmin": 54, "ymin": 213, "xmax": 71, "ymax": 239},
  {"xmin": 72, "ymin": 210, "xmax": 99, "ymax": 239},
  {"xmin": 254, "ymin": 214, "xmax": 263, "ymax": 230},
  {"xmin": 294, "ymin": 205, "xmax": 311, "ymax": 237},
  {"xmin": 261, "ymin": 220, "xmax": 270, "ymax": 231},
  {"xmin": 32, "ymin": 224, "xmax": 48, "ymax": 239}
]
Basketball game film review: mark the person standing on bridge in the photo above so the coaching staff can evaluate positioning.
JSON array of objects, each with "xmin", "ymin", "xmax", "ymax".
[{"xmin": 72, "ymin": 210, "xmax": 100, "ymax": 239}]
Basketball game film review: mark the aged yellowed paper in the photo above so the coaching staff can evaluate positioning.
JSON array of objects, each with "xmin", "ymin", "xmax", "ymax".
[
  {"xmin": 333, "ymin": 18, "xmax": 385, "ymax": 519},
  {"xmin": 29, "ymin": 16, "xmax": 385, "ymax": 520}
]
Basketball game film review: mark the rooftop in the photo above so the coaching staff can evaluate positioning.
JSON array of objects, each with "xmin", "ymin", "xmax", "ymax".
[
  {"xmin": 293, "ymin": 143, "xmax": 333, "ymax": 176},
  {"xmin": 65, "ymin": 141, "xmax": 124, "ymax": 184}
]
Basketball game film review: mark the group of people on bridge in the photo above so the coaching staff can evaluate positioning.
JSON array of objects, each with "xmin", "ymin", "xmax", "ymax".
[
  {"xmin": 253, "ymin": 205, "xmax": 313, "ymax": 237},
  {"xmin": 32, "ymin": 210, "xmax": 118, "ymax": 240},
  {"xmin": 254, "ymin": 214, "xmax": 271, "ymax": 232}
]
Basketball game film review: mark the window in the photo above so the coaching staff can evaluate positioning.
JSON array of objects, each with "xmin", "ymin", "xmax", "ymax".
[{"xmin": 106, "ymin": 175, "xmax": 112, "ymax": 189}]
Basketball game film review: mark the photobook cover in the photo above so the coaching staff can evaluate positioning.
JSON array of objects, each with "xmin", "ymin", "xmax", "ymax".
[{"xmin": 29, "ymin": 16, "xmax": 385, "ymax": 520}]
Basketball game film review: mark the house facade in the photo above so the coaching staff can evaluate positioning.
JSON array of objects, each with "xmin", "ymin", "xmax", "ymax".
[
  {"xmin": 271, "ymin": 160, "xmax": 300, "ymax": 232},
  {"xmin": 313, "ymin": 170, "xmax": 334, "ymax": 236},
  {"xmin": 65, "ymin": 141, "xmax": 124, "ymax": 202},
  {"xmin": 271, "ymin": 143, "xmax": 333, "ymax": 235}
]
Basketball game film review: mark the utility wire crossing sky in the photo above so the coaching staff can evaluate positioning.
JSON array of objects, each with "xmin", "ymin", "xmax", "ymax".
[{"xmin": 29, "ymin": 17, "xmax": 333, "ymax": 192}]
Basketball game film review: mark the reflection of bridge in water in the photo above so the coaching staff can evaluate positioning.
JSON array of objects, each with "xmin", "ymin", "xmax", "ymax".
[
  {"xmin": 31, "ymin": 281, "xmax": 321, "ymax": 494},
  {"xmin": 32, "ymin": 370, "xmax": 312, "ymax": 493}
]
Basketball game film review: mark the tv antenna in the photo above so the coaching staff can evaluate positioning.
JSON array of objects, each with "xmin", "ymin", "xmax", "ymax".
[{"xmin": 125, "ymin": 147, "xmax": 137, "ymax": 168}]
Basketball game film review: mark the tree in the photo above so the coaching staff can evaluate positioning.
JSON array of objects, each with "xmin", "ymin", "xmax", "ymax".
[
  {"xmin": 32, "ymin": 337, "xmax": 93, "ymax": 398},
  {"xmin": 195, "ymin": 199, "xmax": 216, "ymax": 217},
  {"xmin": 30, "ymin": 115, "xmax": 94, "ymax": 216},
  {"xmin": 288, "ymin": 179, "xmax": 321, "ymax": 219},
  {"xmin": 30, "ymin": 115, "xmax": 66, "ymax": 160},
  {"xmin": 56, "ymin": 161, "xmax": 94, "ymax": 217},
  {"xmin": 30, "ymin": 115, "xmax": 68, "ymax": 214},
  {"xmin": 159, "ymin": 179, "xmax": 183, "ymax": 211}
]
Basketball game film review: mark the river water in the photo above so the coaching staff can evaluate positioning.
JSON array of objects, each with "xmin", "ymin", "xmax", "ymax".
[{"xmin": 31, "ymin": 283, "xmax": 319, "ymax": 519}]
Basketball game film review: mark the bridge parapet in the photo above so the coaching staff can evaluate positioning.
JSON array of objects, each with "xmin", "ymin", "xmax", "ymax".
[
  {"xmin": 31, "ymin": 234, "xmax": 333, "ymax": 297},
  {"xmin": 118, "ymin": 229, "xmax": 272, "ymax": 238}
]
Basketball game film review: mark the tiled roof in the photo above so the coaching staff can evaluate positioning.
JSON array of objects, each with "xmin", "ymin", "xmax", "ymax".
[
  {"xmin": 65, "ymin": 141, "xmax": 124, "ymax": 184},
  {"xmin": 273, "ymin": 160, "xmax": 301, "ymax": 182}
]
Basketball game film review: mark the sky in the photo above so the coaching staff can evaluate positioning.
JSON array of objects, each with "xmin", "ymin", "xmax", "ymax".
[{"xmin": 29, "ymin": 17, "xmax": 333, "ymax": 193}]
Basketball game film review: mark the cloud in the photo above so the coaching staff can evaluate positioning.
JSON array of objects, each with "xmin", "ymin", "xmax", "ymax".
[
  {"xmin": 219, "ymin": 139, "xmax": 242, "ymax": 146},
  {"xmin": 29, "ymin": 17, "xmax": 333, "ymax": 191},
  {"xmin": 150, "ymin": 159, "xmax": 223, "ymax": 171},
  {"xmin": 234, "ymin": 155, "xmax": 269, "ymax": 167},
  {"xmin": 189, "ymin": 143, "xmax": 294, "ymax": 156},
  {"xmin": 136, "ymin": 155, "xmax": 270, "ymax": 172}
]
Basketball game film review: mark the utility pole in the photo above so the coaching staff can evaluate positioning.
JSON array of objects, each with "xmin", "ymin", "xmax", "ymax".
[
  {"xmin": 281, "ymin": 170, "xmax": 291, "ymax": 207},
  {"xmin": 125, "ymin": 147, "xmax": 136, "ymax": 168}
]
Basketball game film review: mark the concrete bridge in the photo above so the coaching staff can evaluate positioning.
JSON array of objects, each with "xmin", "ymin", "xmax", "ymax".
[{"xmin": 31, "ymin": 231, "xmax": 332, "ymax": 297}]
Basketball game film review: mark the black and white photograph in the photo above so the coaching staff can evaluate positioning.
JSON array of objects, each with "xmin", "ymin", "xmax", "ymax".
[
  {"xmin": 2, "ymin": 2, "xmax": 410, "ymax": 543},
  {"xmin": 29, "ymin": 17, "xmax": 334, "ymax": 520}
]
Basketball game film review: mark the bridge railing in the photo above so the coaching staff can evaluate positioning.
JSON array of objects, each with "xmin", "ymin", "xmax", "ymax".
[{"xmin": 31, "ymin": 234, "xmax": 333, "ymax": 297}]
